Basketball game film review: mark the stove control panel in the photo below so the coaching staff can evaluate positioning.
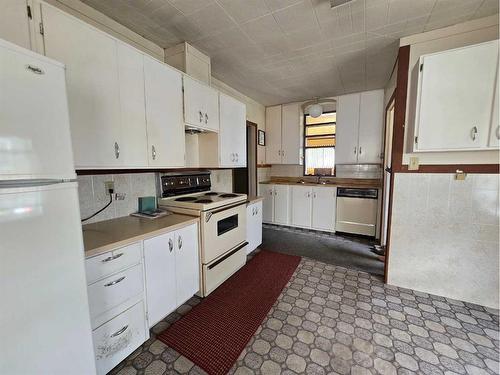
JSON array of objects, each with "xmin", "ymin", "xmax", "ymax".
[{"xmin": 161, "ymin": 172, "xmax": 211, "ymax": 197}]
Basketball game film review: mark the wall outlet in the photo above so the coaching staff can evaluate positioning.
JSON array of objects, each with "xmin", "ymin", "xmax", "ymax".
[
  {"xmin": 104, "ymin": 181, "xmax": 114, "ymax": 194},
  {"xmin": 114, "ymin": 193, "xmax": 126, "ymax": 200},
  {"xmin": 408, "ymin": 156, "xmax": 419, "ymax": 171}
]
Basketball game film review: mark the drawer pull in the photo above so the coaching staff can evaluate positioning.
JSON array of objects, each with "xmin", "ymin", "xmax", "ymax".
[
  {"xmin": 104, "ymin": 276, "xmax": 125, "ymax": 287},
  {"xmin": 102, "ymin": 253, "xmax": 124, "ymax": 263},
  {"xmin": 110, "ymin": 325, "xmax": 129, "ymax": 337},
  {"xmin": 26, "ymin": 65, "xmax": 44, "ymax": 75}
]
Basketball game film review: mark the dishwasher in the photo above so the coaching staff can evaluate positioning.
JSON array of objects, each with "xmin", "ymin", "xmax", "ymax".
[{"xmin": 335, "ymin": 188, "xmax": 378, "ymax": 237}]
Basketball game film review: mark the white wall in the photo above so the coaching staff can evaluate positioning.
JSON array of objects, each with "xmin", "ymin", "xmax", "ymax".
[
  {"xmin": 400, "ymin": 15, "xmax": 499, "ymax": 165},
  {"xmin": 387, "ymin": 173, "xmax": 499, "ymax": 308}
]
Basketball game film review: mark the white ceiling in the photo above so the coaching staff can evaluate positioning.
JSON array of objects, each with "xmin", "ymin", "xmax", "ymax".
[{"xmin": 81, "ymin": 0, "xmax": 499, "ymax": 105}]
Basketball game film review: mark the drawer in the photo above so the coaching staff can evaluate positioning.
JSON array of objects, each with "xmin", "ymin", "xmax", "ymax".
[
  {"xmin": 203, "ymin": 244, "xmax": 246, "ymax": 296},
  {"xmin": 93, "ymin": 301, "xmax": 148, "ymax": 375},
  {"xmin": 86, "ymin": 242, "xmax": 141, "ymax": 284},
  {"xmin": 88, "ymin": 264, "xmax": 143, "ymax": 325}
]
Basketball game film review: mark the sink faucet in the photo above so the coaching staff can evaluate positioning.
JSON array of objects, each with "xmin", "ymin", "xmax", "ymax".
[{"xmin": 317, "ymin": 176, "xmax": 321, "ymax": 184}]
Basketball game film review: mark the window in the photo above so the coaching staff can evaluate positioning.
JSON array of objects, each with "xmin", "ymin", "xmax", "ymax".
[{"xmin": 304, "ymin": 112, "xmax": 336, "ymax": 176}]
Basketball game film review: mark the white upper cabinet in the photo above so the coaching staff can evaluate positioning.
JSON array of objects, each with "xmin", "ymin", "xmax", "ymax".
[
  {"xmin": 116, "ymin": 42, "xmax": 148, "ymax": 167},
  {"xmin": 488, "ymin": 69, "xmax": 499, "ymax": 148},
  {"xmin": 42, "ymin": 4, "xmax": 122, "ymax": 168},
  {"xmin": 0, "ymin": 0, "xmax": 31, "ymax": 50},
  {"xmin": 219, "ymin": 93, "xmax": 247, "ymax": 167},
  {"xmin": 413, "ymin": 40, "xmax": 499, "ymax": 152},
  {"xmin": 183, "ymin": 76, "xmax": 219, "ymax": 132},
  {"xmin": 336, "ymin": 90, "xmax": 384, "ymax": 164},
  {"xmin": 336, "ymin": 94, "xmax": 360, "ymax": 164},
  {"xmin": 265, "ymin": 106, "xmax": 282, "ymax": 164},
  {"xmin": 358, "ymin": 90, "xmax": 384, "ymax": 163},
  {"xmin": 265, "ymin": 103, "xmax": 301, "ymax": 165},
  {"xmin": 144, "ymin": 56, "xmax": 185, "ymax": 167}
]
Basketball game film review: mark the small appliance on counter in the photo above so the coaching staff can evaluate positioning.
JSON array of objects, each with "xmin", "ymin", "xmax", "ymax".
[{"xmin": 130, "ymin": 196, "xmax": 170, "ymax": 219}]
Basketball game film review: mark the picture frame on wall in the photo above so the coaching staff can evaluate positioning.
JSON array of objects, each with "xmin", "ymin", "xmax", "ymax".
[{"xmin": 258, "ymin": 130, "xmax": 265, "ymax": 146}]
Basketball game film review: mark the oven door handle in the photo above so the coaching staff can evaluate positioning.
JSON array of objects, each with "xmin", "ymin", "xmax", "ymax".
[
  {"xmin": 205, "ymin": 201, "xmax": 246, "ymax": 222},
  {"xmin": 207, "ymin": 242, "xmax": 249, "ymax": 270}
]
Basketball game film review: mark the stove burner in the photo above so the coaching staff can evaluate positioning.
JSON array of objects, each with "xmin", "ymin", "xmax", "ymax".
[
  {"xmin": 194, "ymin": 199, "xmax": 213, "ymax": 203},
  {"xmin": 204, "ymin": 192, "xmax": 219, "ymax": 196},
  {"xmin": 175, "ymin": 197, "xmax": 197, "ymax": 202},
  {"xmin": 219, "ymin": 193, "xmax": 238, "ymax": 198}
]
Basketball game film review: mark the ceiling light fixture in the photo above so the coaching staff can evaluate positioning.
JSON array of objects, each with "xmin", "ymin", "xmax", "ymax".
[
  {"xmin": 302, "ymin": 97, "xmax": 337, "ymax": 118},
  {"xmin": 309, "ymin": 103, "xmax": 323, "ymax": 118}
]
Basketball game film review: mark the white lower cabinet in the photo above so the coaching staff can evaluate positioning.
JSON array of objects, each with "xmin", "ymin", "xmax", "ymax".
[
  {"xmin": 247, "ymin": 201, "xmax": 263, "ymax": 254},
  {"xmin": 144, "ymin": 223, "xmax": 199, "ymax": 328},
  {"xmin": 263, "ymin": 184, "xmax": 336, "ymax": 232},
  {"xmin": 92, "ymin": 301, "xmax": 147, "ymax": 375}
]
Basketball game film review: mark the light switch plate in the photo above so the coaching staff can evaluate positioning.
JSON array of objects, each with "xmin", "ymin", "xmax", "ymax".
[{"xmin": 408, "ymin": 156, "xmax": 419, "ymax": 170}]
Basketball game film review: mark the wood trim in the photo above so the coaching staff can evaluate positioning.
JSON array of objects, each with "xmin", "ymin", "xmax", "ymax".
[
  {"xmin": 76, "ymin": 167, "xmax": 236, "ymax": 175},
  {"xmin": 397, "ymin": 164, "xmax": 499, "ymax": 173},
  {"xmin": 247, "ymin": 120, "xmax": 258, "ymax": 195},
  {"xmin": 257, "ymin": 164, "xmax": 272, "ymax": 168}
]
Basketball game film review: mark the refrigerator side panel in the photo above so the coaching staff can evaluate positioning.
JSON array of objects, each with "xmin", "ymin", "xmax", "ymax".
[
  {"xmin": 0, "ymin": 182, "xmax": 96, "ymax": 374},
  {"xmin": 0, "ymin": 39, "xmax": 76, "ymax": 180}
]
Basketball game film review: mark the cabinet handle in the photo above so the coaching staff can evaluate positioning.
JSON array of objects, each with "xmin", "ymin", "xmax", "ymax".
[
  {"xmin": 111, "ymin": 325, "xmax": 129, "ymax": 337},
  {"xmin": 26, "ymin": 65, "xmax": 44, "ymax": 75},
  {"xmin": 199, "ymin": 110, "xmax": 203, "ymax": 123},
  {"xmin": 313, "ymin": 193, "xmax": 317, "ymax": 198},
  {"xmin": 471, "ymin": 126, "xmax": 478, "ymax": 141},
  {"xmin": 282, "ymin": 150, "xmax": 285, "ymax": 157},
  {"xmin": 114, "ymin": 142, "xmax": 120, "ymax": 159},
  {"xmin": 205, "ymin": 113, "xmax": 208, "ymax": 124},
  {"xmin": 152, "ymin": 145, "xmax": 156, "ymax": 160},
  {"xmin": 102, "ymin": 253, "xmax": 123, "ymax": 263},
  {"xmin": 168, "ymin": 238, "xmax": 173, "ymax": 252},
  {"xmin": 359, "ymin": 147, "xmax": 362, "ymax": 155},
  {"xmin": 496, "ymin": 126, "xmax": 499, "ymax": 140},
  {"xmin": 104, "ymin": 276, "xmax": 125, "ymax": 287},
  {"xmin": 178, "ymin": 235, "xmax": 182, "ymax": 250},
  {"xmin": 354, "ymin": 147, "xmax": 357, "ymax": 154}
]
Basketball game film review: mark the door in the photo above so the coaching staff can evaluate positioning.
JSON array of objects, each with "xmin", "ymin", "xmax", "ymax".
[
  {"xmin": 358, "ymin": 90, "xmax": 384, "ymax": 163},
  {"xmin": 143, "ymin": 231, "xmax": 177, "ymax": 327},
  {"xmin": 0, "ymin": 182, "xmax": 96, "ymax": 375},
  {"xmin": 265, "ymin": 105, "xmax": 282, "ymax": 164},
  {"xmin": 336, "ymin": 93, "xmax": 360, "ymax": 164},
  {"xmin": 116, "ymin": 42, "xmax": 148, "ymax": 167},
  {"xmin": 42, "ymin": 4, "xmax": 122, "ymax": 168},
  {"xmin": 381, "ymin": 100, "xmax": 395, "ymax": 246},
  {"xmin": 174, "ymin": 223, "xmax": 200, "ymax": 305},
  {"xmin": 281, "ymin": 103, "xmax": 301, "ymax": 164},
  {"xmin": 0, "ymin": 0, "xmax": 31, "ymax": 49},
  {"xmin": 262, "ymin": 184, "xmax": 274, "ymax": 223},
  {"xmin": 144, "ymin": 55, "xmax": 184, "ymax": 167},
  {"xmin": 219, "ymin": 93, "xmax": 246, "ymax": 166},
  {"xmin": 274, "ymin": 184, "xmax": 290, "ymax": 225},
  {"xmin": 415, "ymin": 41, "xmax": 499, "ymax": 151},
  {"xmin": 0, "ymin": 40, "xmax": 75, "ymax": 180},
  {"xmin": 312, "ymin": 187, "xmax": 336, "ymax": 231},
  {"xmin": 291, "ymin": 185, "xmax": 312, "ymax": 228}
]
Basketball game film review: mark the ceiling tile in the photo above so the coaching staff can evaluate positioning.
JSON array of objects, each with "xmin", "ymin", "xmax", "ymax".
[
  {"xmin": 273, "ymin": 0, "xmax": 318, "ymax": 33},
  {"xmin": 186, "ymin": 3, "xmax": 238, "ymax": 37},
  {"xmin": 241, "ymin": 14, "xmax": 285, "ymax": 42},
  {"xmin": 168, "ymin": 0, "xmax": 215, "ymax": 15},
  {"xmin": 264, "ymin": 0, "xmax": 303, "ymax": 12},
  {"xmin": 217, "ymin": 0, "xmax": 272, "ymax": 23},
  {"xmin": 473, "ymin": 0, "xmax": 499, "ymax": 18},
  {"xmin": 284, "ymin": 27, "xmax": 324, "ymax": 50}
]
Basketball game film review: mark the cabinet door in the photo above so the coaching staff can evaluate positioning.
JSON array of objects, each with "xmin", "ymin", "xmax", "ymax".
[
  {"xmin": 488, "ymin": 69, "xmax": 499, "ymax": 148},
  {"xmin": 281, "ymin": 103, "xmax": 301, "ymax": 164},
  {"xmin": 262, "ymin": 185, "xmax": 274, "ymax": 223},
  {"xmin": 247, "ymin": 201, "xmax": 263, "ymax": 253},
  {"xmin": 205, "ymin": 85, "xmax": 220, "ymax": 132},
  {"xmin": 415, "ymin": 41, "xmax": 499, "ymax": 151},
  {"xmin": 175, "ymin": 224, "xmax": 199, "ymax": 306},
  {"xmin": 336, "ymin": 93, "xmax": 360, "ymax": 164},
  {"xmin": 312, "ymin": 187, "xmax": 336, "ymax": 232},
  {"xmin": 116, "ymin": 42, "xmax": 148, "ymax": 167},
  {"xmin": 184, "ymin": 76, "xmax": 212, "ymax": 130},
  {"xmin": 274, "ymin": 185, "xmax": 290, "ymax": 225},
  {"xmin": 144, "ymin": 56, "xmax": 184, "ymax": 167},
  {"xmin": 0, "ymin": 0, "xmax": 31, "ymax": 50},
  {"xmin": 358, "ymin": 90, "xmax": 384, "ymax": 163},
  {"xmin": 42, "ymin": 4, "xmax": 122, "ymax": 168},
  {"xmin": 291, "ymin": 186, "xmax": 312, "ymax": 228},
  {"xmin": 219, "ymin": 93, "xmax": 246, "ymax": 167},
  {"xmin": 143, "ymin": 232, "xmax": 176, "ymax": 327},
  {"xmin": 265, "ymin": 106, "xmax": 282, "ymax": 164}
]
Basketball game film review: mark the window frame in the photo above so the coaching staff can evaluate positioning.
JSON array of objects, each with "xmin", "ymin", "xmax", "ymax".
[{"xmin": 303, "ymin": 111, "xmax": 337, "ymax": 177}]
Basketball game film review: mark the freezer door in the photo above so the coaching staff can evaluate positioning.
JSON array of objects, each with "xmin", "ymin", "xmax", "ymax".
[
  {"xmin": 0, "ymin": 39, "xmax": 76, "ymax": 180},
  {"xmin": 0, "ymin": 182, "xmax": 96, "ymax": 374}
]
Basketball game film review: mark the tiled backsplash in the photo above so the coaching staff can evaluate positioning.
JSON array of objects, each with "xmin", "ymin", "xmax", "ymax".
[
  {"xmin": 387, "ymin": 173, "xmax": 499, "ymax": 308},
  {"xmin": 78, "ymin": 170, "xmax": 234, "ymax": 224},
  {"xmin": 269, "ymin": 164, "xmax": 382, "ymax": 179}
]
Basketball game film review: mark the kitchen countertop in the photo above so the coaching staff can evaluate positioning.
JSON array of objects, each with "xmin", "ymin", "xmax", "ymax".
[
  {"xmin": 82, "ymin": 214, "xmax": 199, "ymax": 258},
  {"xmin": 247, "ymin": 195, "xmax": 264, "ymax": 204},
  {"xmin": 259, "ymin": 177, "xmax": 382, "ymax": 189}
]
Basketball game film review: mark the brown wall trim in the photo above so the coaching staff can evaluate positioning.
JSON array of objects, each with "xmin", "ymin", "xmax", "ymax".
[
  {"xmin": 257, "ymin": 164, "xmax": 272, "ymax": 168},
  {"xmin": 76, "ymin": 167, "xmax": 236, "ymax": 175},
  {"xmin": 397, "ymin": 164, "xmax": 499, "ymax": 174}
]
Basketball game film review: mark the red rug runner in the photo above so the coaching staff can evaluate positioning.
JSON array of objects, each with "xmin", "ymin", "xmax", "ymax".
[{"xmin": 158, "ymin": 250, "xmax": 301, "ymax": 375}]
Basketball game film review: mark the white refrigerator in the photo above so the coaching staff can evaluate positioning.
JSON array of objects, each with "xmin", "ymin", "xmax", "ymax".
[{"xmin": 0, "ymin": 39, "xmax": 96, "ymax": 374}]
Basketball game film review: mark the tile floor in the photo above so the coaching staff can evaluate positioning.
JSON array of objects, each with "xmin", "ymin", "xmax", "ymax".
[{"xmin": 110, "ymin": 253, "xmax": 499, "ymax": 375}]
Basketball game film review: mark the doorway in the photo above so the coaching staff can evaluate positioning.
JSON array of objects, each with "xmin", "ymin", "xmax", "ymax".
[{"xmin": 233, "ymin": 121, "xmax": 258, "ymax": 196}]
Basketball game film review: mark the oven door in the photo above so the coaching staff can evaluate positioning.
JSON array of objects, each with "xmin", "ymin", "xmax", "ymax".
[{"xmin": 201, "ymin": 202, "xmax": 247, "ymax": 263}]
